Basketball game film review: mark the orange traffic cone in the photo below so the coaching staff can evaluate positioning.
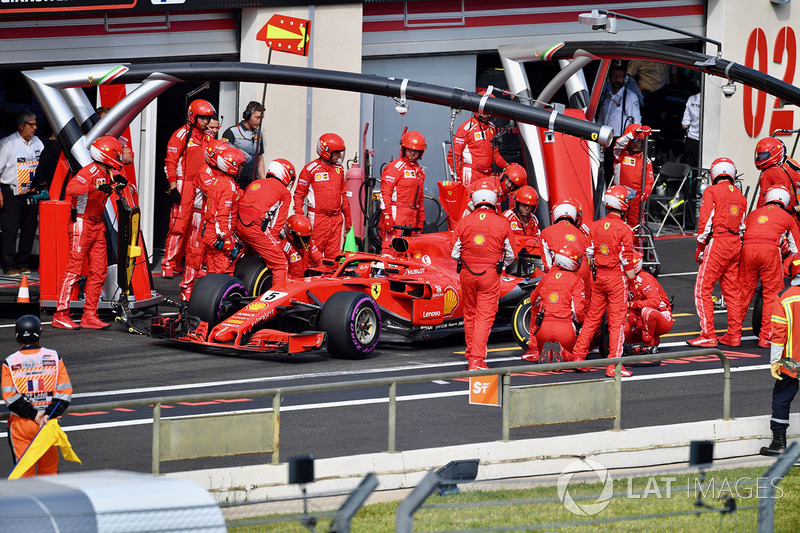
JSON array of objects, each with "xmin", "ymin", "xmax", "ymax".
[{"xmin": 17, "ymin": 275, "xmax": 30, "ymax": 303}]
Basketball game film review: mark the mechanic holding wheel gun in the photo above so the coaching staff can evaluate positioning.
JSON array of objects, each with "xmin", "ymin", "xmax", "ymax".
[
  {"xmin": 237, "ymin": 159, "xmax": 297, "ymax": 290},
  {"xmin": 451, "ymin": 182, "xmax": 515, "ymax": 371},
  {"xmin": 53, "ymin": 136, "xmax": 127, "ymax": 330},
  {"xmin": 522, "ymin": 242, "xmax": 587, "ymax": 365},
  {"xmin": 293, "ymin": 133, "xmax": 352, "ymax": 259},
  {"xmin": 199, "ymin": 147, "xmax": 245, "ymax": 287},
  {"xmin": 760, "ymin": 253, "xmax": 800, "ymax": 457},
  {"xmin": 571, "ymin": 185, "xmax": 637, "ymax": 378},
  {"xmin": 379, "ymin": 131, "xmax": 426, "ymax": 251}
]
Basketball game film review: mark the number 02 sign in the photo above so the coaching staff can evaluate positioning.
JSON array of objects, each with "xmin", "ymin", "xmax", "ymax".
[{"xmin": 744, "ymin": 26, "xmax": 796, "ymax": 137}]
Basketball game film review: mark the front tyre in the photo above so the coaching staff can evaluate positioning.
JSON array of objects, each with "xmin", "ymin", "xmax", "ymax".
[
  {"xmin": 319, "ymin": 291, "xmax": 381, "ymax": 359},
  {"xmin": 188, "ymin": 274, "xmax": 248, "ymax": 327},
  {"xmin": 234, "ymin": 254, "xmax": 273, "ymax": 296},
  {"xmin": 511, "ymin": 297, "xmax": 532, "ymax": 351}
]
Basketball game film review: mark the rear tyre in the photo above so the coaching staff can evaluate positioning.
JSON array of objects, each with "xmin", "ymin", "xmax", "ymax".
[
  {"xmin": 511, "ymin": 297, "xmax": 532, "ymax": 351},
  {"xmin": 234, "ymin": 254, "xmax": 273, "ymax": 296},
  {"xmin": 188, "ymin": 274, "xmax": 248, "ymax": 327},
  {"xmin": 319, "ymin": 291, "xmax": 381, "ymax": 359}
]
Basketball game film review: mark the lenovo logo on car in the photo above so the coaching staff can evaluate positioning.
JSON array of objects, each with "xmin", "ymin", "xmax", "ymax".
[{"xmin": 422, "ymin": 310, "xmax": 441, "ymax": 318}]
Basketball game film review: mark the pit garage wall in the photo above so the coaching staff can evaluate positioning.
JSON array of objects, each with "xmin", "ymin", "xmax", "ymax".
[
  {"xmin": 707, "ymin": 0, "xmax": 799, "ymax": 196},
  {"xmin": 239, "ymin": 5, "xmax": 363, "ymax": 173}
]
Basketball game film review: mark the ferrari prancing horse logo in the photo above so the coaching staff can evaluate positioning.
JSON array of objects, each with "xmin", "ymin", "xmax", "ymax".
[{"xmin": 371, "ymin": 283, "xmax": 381, "ymax": 299}]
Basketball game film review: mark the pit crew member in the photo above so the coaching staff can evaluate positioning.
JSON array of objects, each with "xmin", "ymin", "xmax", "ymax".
[
  {"xmin": 161, "ymin": 99, "xmax": 214, "ymax": 278},
  {"xmin": 53, "ymin": 136, "xmax": 126, "ymax": 330},
  {"xmin": 522, "ymin": 242, "xmax": 587, "ymax": 364},
  {"xmin": 502, "ymin": 185, "xmax": 539, "ymax": 238},
  {"xmin": 760, "ymin": 253, "xmax": 800, "ymax": 456},
  {"xmin": 380, "ymin": 131, "xmax": 426, "ymax": 250},
  {"xmin": 179, "ymin": 138, "xmax": 230, "ymax": 300},
  {"xmin": 626, "ymin": 251, "xmax": 673, "ymax": 348},
  {"xmin": 727, "ymin": 186, "xmax": 800, "ymax": 348},
  {"xmin": 689, "ymin": 157, "xmax": 747, "ymax": 347},
  {"xmin": 571, "ymin": 185, "xmax": 637, "ymax": 378},
  {"xmin": 281, "ymin": 214, "xmax": 323, "ymax": 278},
  {"xmin": 293, "ymin": 133, "xmax": 352, "ymax": 258},
  {"xmin": 451, "ymin": 184, "xmax": 515, "ymax": 371},
  {"xmin": 613, "ymin": 123, "xmax": 654, "ymax": 227},
  {"xmin": 540, "ymin": 198, "xmax": 591, "ymax": 298},
  {"xmin": 200, "ymin": 146, "xmax": 245, "ymax": 281},
  {"xmin": 447, "ymin": 90, "xmax": 508, "ymax": 187},
  {"xmin": 754, "ymin": 137, "xmax": 800, "ymax": 215},
  {"xmin": 2, "ymin": 315, "xmax": 72, "ymax": 477},
  {"xmin": 237, "ymin": 159, "xmax": 296, "ymax": 291}
]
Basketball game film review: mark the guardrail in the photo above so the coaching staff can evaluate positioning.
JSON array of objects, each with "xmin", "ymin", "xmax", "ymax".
[{"xmin": 3, "ymin": 349, "xmax": 729, "ymax": 474}]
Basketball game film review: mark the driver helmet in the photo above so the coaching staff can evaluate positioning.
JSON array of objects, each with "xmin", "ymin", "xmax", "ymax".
[
  {"xmin": 204, "ymin": 139, "xmax": 230, "ymax": 167},
  {"xmin": 267, "ymin": 158, "xmax": 296, "ymax": 187},
  {"xmin": 216, "ymin": 146, "xmax": 247, "ymax": 177},
  {"xmin": 90, "ymin": 136, "xmax": 124, "ymax": 171},
  {"xmin": 755, "ymin": 137, "xmax": 786, "ymax": 170},
  {"xmin": 603, "ymin": 184, "xmax": 633, "ymax": 212}
]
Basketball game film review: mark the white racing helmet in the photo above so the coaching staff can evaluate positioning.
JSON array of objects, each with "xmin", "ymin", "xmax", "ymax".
[{"xmin": 472, "ymin": 188, "xmax": 497, "ymax": 209}]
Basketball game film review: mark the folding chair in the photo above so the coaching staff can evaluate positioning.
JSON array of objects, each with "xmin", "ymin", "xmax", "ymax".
[{"xmin": 647, "ymin": 161, "xmax": 691, "ymax": 236}]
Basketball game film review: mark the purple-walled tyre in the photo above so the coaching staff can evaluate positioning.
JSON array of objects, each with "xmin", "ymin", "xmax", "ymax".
[
  {"xmin": 188, "ymin": 274, "xmax": 248, "ymax": 327},
  {"xmin": 318, "ymin": 291, "xmax": 381, "ymax": 359}
]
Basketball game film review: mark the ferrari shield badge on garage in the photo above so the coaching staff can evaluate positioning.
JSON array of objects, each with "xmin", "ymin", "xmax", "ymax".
[{"xmin": 371, "ymin": 283, "xmax": 381, "ymax": 299}]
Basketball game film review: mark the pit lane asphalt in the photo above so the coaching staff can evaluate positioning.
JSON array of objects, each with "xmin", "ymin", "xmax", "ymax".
[{"xmin": 0, "ymin": 235, "xmax": 777, "ymax": 475}]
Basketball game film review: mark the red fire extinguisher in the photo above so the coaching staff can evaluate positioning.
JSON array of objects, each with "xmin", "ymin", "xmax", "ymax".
[{"xmin": 346, "ymin": 153, "xmax": 364, "ymax": 239}]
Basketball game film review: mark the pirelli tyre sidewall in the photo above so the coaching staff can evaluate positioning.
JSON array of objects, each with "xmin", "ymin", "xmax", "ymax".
[
  {"xmin": 319, "ymin": 291, "xmax": 381, "ymax": 359},
  {"xmin": 188, "ymin": 274, "xmax": 248, "ymax": 327},
  {"xmin": 234, "ymin": 254, "xmax": 273, "ymax": 296},
  {"xmin": 511, "ymin": 297, "xmax": 532, "ymax": 351}
]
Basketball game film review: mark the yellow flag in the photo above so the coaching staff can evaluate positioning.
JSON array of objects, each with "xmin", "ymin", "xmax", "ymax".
[{"xmin": 8, "ymin": 419, "xmax": 81, "ymax": 480}]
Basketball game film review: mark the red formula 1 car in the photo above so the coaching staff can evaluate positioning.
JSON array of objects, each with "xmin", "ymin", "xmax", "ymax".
[{"xmin": 151, "ymin": 234, "xmax": 537, "ymax": 359}]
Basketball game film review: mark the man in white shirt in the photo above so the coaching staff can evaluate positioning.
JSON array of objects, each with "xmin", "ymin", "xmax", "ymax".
[
  {"xmin": 682, "ymin": 92, "xmax": 701, "ymax": 169},
  {"xmin": 0, "ymin": 111, "xmax": 44, "ymax": 277}
]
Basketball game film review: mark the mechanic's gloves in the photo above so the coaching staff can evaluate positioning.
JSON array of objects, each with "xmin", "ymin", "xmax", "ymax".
[
  {"xmin": 344, "ymin": 216, "xmax": 352, "ymax": 234},
  {"xmin": 169, "ymin": 187, "xmax": 182, "ymax": 205},
  {"xmin": 695, "ymin": 241, "xmax": 706, "ymax": 264},
  {"xmin": 771, "ymin": 362, "xmax": 784, "ymax": 380},
  {"xmin": 113, "ymin": 174, "xmax": 128, "ymax": 188},
  {"xmin": 381, "ymin": 213, "xmax": 394, "ymax": 231},
  {"xmin": 635, "ymin": 125, "xmax": 652, "ymax": 139},
  {"xmin": 97, "ymin": 183, "xmax": 114, "ymax": 194}
]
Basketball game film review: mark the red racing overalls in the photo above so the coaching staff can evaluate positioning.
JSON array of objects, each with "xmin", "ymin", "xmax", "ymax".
[
  {"xmin": 237, "ymin": 177, "xmax": 291, "ymax": 290},
  {"xmin": 293, "ymin": 158, "xmax": 352, "ymax": 258},
  {"xmin": 162, "ymin": 124, "xmax": 209, "ymax": 273},
  {"xmin": 614, "ymin": 151, "xmax": 654, "ymax": 228},
  {"xmin": 448, "ymin": 117, "xmax": 507, "ymax": 188},
  {"xmin": 526, "ymin": 266, "xmax": 587, "ymax": 361},
  {"xmin": 626, "ymin": 271, "xmax": 673, "ymax": 346},
  {"xmin": 572, "ymin": 213, "xmax": 635, "ymax": 362},
  {"xmin": 380, "ymin": 156, "xmax": 425, "ymax": 247},
  {"xmin": 57, "ymin": 162, "xmax": 113, "ymax": 315},
  {"xmin": 280, "ymin": 238, "xmax": 323, "ymax": 278},
  {"xmin": 730, "ymin": 205, "xmax": 800, "ymax": 343},
  {"xmin": 451, "ymin": 206, "xmax": 515, "ymax": 366},
  {"xmin": 200, "ymin": 174, "xmax": 239, "ymax": 280},
  {"xmin": 540, "ymin": 219, "xmax": 591, "ymax": 300},
  {"xmin": 694, "ymin": 181, "xmax": 747, "ymax": 339}
]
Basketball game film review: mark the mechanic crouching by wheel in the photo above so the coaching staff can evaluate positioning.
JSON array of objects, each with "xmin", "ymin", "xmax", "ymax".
[
  {"xmin": 625, "ymin": 251, "xmax": 673, "ymax": 350},
  {"xmin": 53, "ymin": 136, "xmax": 126, "ymax": 330},
  {"xmin": 293, "ymin": 133, "xmax": 352, "ymax": 259},
  {"xmin": 2, "ymin": 315, "xmax": 72, "ymax": 476},
  {"xmin": 281, "ymin": 214, "xmax": 323, "ymax": 278},
  {"xmin": 689, "ymin": 157, "xmax": 747, "ymax": 348},
  {"xmin": 237, "ymin": 159, "xmax": 296, "ymax": 291},
  {"xmin": 571, "ymin": 185, "xmax": 637, "ymax": 378},
  {"xmin": 451, "ymin": 183, "xmax": 515, "ymax": 371},
  {"xmin": 522, "ymin": 242, "xmax": 587, "ymax": 364},
  {"xmin": 380, "ymin": 131, "xmax": 426, "ymax": 252},
  {"xmin": 727, "ymin": 185, "xmax": 800, "ymax": 348}
]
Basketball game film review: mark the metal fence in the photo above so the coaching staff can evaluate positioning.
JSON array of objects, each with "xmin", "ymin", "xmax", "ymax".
[{"xmin": 2, "ymin": 348, "xmax": 729, "ymax": 474}]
